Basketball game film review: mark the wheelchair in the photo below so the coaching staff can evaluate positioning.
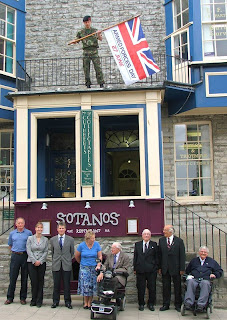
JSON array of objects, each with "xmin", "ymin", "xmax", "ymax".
[
  {"xmin": 181, "ymin": 276, "xmax": 213, "ymax": 319},
  {"xmin": 90, "ymin": 269, "xmax": 128, "ymax": 320}
]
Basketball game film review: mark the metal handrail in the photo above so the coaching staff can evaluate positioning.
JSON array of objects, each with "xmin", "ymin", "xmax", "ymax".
[
  {"xmin": 15, "ymin": 54, "xmax": 192, "ymax": 92},
  {"xmin": 165, "ymin": 195, "xmax": 227, "ymax": 272},
  {"xmin": 0, "ymin": 190, "xmax": 14, "ymax": 236}
]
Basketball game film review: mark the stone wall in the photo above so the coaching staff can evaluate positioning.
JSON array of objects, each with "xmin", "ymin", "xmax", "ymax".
[
  {"xmin": 22, "ymin": 0, "xmax": 166, "ymax": 89},
  {"xmin": 162, "ymin": 104, "xmax": 227, "ymax": 233},
  {"xmin": 25, "ymin": 0, "xmax": 165, "ymax": 60}
]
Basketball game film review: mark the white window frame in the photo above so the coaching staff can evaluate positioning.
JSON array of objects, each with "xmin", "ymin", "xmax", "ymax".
[
  {"xmin": 0, "ymin": 130, "xmax": 14, "ymax": 200},
  {"xmin": 171, "ymin": 27, "xmax": 191, "ymax": 83},
  {"xmin": 0, "ymin": 3, "xmax": 16, "ymax": 76},
  {"xmin": 174, "ymin": 121, "xmax": 214, "ymax": 202},
  {"xmin": 201, "ymin": 0, "xmax": 227, "ymax": 59},
  {"xmin": 173, "ymin": 0, "xmax": 189, "ymax": 31}
]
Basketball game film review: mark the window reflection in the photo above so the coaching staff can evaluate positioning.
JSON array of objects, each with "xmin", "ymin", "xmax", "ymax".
[{"xmin": 175, "ymin": 123, "xmax": 212, "ymax": 198}]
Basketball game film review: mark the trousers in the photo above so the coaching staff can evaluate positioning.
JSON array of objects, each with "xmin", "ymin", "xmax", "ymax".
[
  {"xmin": 184, "ymin": 279, "xmax": 211, "ymax": 307},
  {"xmin": 52, "ymin": 267, "xmax": 71, "ymax": 304},
  {"xmin": 7, "ymin": 252, "xmax": 28, "ymax": 301},
  {"xmin": 83, "ymin": 49, "xmax": 104, "ymax": 86},
  {"xmin": 136, "ymin": 272, "xmax": 157, "ymax": 305},
  {"xmin": 162, "ymin": 271, "xmax": 182, "ymax": 307},
  {"xmin": 28, "ymin": 262, "xmax": 46, "ymax": 305}
]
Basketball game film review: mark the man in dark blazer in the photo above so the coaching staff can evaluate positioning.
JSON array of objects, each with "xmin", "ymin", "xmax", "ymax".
[
  {"xmin": 50, "ymin": 222, "xmax": 75, "ymax": 309},
  {"xmin": 133, "ymin": 229, "xmax": 159, "ymax": 311},
  {"xmin": 158, "ymin": 224, "xmax": 185, "ymax": 312},
  {"xmin": 97, "ymin": 242, "xmax": 130, "ymax": 289}
]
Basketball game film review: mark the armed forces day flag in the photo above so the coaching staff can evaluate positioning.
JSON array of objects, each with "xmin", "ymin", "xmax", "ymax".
[{"xmin": 104, "ymin": 17, "xmax": 160, "ymax": 85}]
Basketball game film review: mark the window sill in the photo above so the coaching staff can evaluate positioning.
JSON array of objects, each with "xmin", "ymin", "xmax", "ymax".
[
  {"xmin": 0, "ymin": 71, "xmax": 16, "ymax": 79},
  {"xmin": 173, "ymin": 199, "xmax": 218, "ymax": 206}
]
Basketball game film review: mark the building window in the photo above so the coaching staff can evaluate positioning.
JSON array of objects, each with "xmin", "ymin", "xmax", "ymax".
[
  {"xmin": 201, "ymin": 0, "xmax": 227, "ymax": 58},
  {"xmin": 0, "ymin": 3, "xmax": 16, "ymax": 74},
  {"xmin": 100, "ymin": 115, "xmax": 141, "ymax": 197},
  {"xmin": 174, "ymin": 123, "xmax": 213, "ymax": 199},
  {"xmin": 37, "ymin": 118, "xmax": 75, "ymax": 198},
  {"xmin": 0, "ymin": 131, "xmax": 14, "ymax": 199},
  {"xmin": 173, "ymin": 30, "xmax": 189, "ymax": 61},
  {"xmin": 171, "ymin": 29, "xmax": 190, "ymax": 83},
  {"xmin": 173, "ymin": 0, "xmax": 189, "ymax": 30}
]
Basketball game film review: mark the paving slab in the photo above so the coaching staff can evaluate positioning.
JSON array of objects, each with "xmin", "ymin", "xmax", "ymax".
[{"xmin": 0, "ymin": 297, "xmax": 226, "ymax": 320}]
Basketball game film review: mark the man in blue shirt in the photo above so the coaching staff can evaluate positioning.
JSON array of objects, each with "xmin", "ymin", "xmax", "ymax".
[
  {"xmin": 184, "ymin": 246, "xmax": 223, "ymax": 312},
  {"xmin": 5, "ymin": 217, "xmax": 32, "ymax": 305}
]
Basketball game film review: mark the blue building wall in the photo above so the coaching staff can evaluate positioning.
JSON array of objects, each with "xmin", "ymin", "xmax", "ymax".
[
  {"xmin": 0, "ymin": 0, "xmax": 25, "ymax": 118},
  {"xmin": 164, "ymin": 0, "xmax": 227, "ymax": 115}
]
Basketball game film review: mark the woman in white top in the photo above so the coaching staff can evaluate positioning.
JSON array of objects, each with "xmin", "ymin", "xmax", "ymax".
[{"xmin": 26, "ymin": 221, "xmax": 48, "ymax": 307}]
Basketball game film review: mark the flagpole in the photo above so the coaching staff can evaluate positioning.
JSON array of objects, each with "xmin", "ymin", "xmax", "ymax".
[{"xmin": 68, "ymin": 14, "xmax": 141, "ymax": 45}]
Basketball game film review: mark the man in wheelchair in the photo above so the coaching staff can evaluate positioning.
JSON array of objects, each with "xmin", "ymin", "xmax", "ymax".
[
  {"xmin": 97, "ymin": 242, "xmax": 130, "ymax": 307},
  {"xmin": 184, "ymin": 246, "xmax": 223, "ymax": 312}
]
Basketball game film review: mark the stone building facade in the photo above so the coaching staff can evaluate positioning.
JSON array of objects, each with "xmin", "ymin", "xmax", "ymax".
[{"xmin": 0, "ymin": 0, "xmax": 227, "ymax": 308}]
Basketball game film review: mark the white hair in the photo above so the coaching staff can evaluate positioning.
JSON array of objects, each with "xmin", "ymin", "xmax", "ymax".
[
  {"xmin": 112, "ymin": 242, "xmax": 122, "ymax": 251},
  {"xmin": 142, "ymin": 229, "xmax": 151, "ymax": 235},
  {"xmin": 199, "ymin": 246, "xmax": 209, "ymax": 253}
]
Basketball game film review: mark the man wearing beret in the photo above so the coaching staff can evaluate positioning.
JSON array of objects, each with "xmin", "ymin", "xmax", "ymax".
[{"xmin": 77, "ymin": 16, "xmax": 104, "ymax": 88}]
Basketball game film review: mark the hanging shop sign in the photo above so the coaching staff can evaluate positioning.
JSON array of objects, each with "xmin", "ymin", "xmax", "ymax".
[{"xmin": 81, "ymin": 110, "xmax": 93, "ymax": 186}]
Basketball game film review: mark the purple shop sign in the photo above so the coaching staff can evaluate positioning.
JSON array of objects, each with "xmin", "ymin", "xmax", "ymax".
[{"xmin": 14, "ymin": 199, "xmax": 164, "ymax": 237}]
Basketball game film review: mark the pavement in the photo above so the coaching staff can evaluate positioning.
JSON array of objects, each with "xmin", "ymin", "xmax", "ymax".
[{"xmin": 0, "ymin": 297, "xmax": 226, "ymax": 320}]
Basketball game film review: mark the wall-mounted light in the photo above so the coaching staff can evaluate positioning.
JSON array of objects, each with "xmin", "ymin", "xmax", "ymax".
[
  {"xmin": 129, "ymin": 200, "xmax": 135, "ymax": 208},
  {"xmin": 85, "ymin": 201, "xmax": 91, "ymax": 209},
  {"xmin": 41, "ymin": 202, "xmax": 48, "ymax": 210}
]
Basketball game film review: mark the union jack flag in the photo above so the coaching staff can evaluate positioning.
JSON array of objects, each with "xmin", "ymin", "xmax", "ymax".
[{"xmin": 104, "ymin": 17, "xmax": 160, "ymax": 85}]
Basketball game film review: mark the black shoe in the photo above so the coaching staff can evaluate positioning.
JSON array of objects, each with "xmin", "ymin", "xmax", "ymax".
[
  {"xmin": 175, "ymin": 306, "xmax": 181, "ymax": 312},
  {"xmin": 51, "ymin": 303, "xmax": 59, "ymax": 308},
  {"xmin": 148, "ymin": 304, "xmax": 155, "ymax": 311},
  {"xmin": 30, "ymin": 302, "xmax": 36, "ymax": 306},
  {"xmin": 86, "ymin": 85, "xmax": 91, "ymax": 88},
  {"xmin": 100, "ymin": 84, "xmax": 104, "ymax": 88},
  {"xmin": 160, "ymin": 305, "xmax": 169, "ymax": 311},
  {"xmin": 185, "ymin": 304, "xmax": 193, "ymax": 311},
  {"xmin": 139, "ymin": 305, "xmax": 144, "ymax": 311},
  {"xmin": 37, "ymin": 304, "xmax": 42, "ymax": 308},
  {"xmin": 83, "ymin": 306, "xmax": 88, "ymax": 309},
  {"xmin": 196, "ymin": 305, "xmax": 204, "ymax": 312},
  {"xmin": 65, "ymin": 303, "xmax": 72, "ymax": 309}
]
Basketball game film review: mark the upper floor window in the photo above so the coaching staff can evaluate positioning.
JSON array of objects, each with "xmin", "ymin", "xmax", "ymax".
[
  {"xmin": 173, "ymin": 30, "xmax": 189, "ymax": 61},
  {"xmin": 201, "ymin": 0, "xmax": 227, "ymax": 58},
  {"xmin": 174, "ymin": 0, "xmax": 189, "ymax": 30},
  {"xmin": 174, "ymin": 123, "xmax": 213, "ymax": 200},
  {"xmin": 0, "ymin": 3, "xmax": 16, "ymax": 75}
]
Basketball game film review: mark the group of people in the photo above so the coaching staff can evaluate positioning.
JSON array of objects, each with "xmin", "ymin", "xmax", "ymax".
[
  {"xmin": 4, "ymin": 217, "xmax": 223, "ymax": 313},
  {"xmin": 133, "ymin": 226, "xmax": 223, "ymax": 313},
  {"xmin": 4, "ymin": 217, "xmax": 129, "ymax": 310}
]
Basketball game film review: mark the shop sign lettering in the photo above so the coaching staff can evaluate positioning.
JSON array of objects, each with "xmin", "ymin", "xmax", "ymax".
[{"xmin": 57, "ymin": 211, "xmax": 120, "ymax": 226}]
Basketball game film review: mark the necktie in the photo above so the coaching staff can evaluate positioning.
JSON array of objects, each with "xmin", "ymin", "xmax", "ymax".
[
  {"xmin": 145, "ymin": 242, "xmax": 148, "ymax": 253},
  {"xmin": 113, "ymin": 255, "xmax": 117, "ymax": 269},
  {"xmin": 167, "ymin": 237, "xmax": 171, "ymax": 249},
  {"xmin": 59, "ymin": 236, "xmax": 63, "ymax": 249}
]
